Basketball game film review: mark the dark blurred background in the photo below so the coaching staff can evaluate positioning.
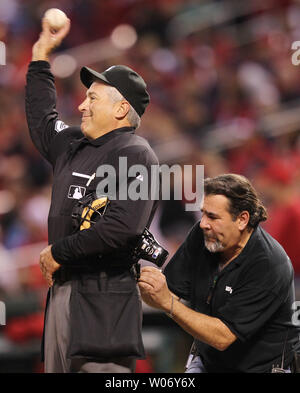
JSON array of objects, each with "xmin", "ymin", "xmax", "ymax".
[{"xmin": 1, "ymin": 0, "xmax": 300, "ymax": 373}]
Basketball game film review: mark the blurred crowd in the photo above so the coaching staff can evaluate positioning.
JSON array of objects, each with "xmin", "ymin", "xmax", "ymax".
[{"xmin": 1, "ymin": 0, "xmax": 300, "ymax": 372}]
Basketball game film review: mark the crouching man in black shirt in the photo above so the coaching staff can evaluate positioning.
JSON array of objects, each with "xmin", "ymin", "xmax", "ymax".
[{"xmin": 138, "ymin": 174, "xmax": 300, "ymax": 373}]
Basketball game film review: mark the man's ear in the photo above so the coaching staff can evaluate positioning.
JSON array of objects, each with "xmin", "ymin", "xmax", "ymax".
[
  {"xmin": 115, "ymin": 100, "xmax": 130, "ymax": 120},
  {"xmin": 237, "ymin": 211, "xmax": 250, "ymax": 231}
]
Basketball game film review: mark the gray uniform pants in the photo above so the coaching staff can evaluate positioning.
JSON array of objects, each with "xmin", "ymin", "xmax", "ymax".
[{"xmin": 44, "ymin": 281, "xmax": 135, "ymax": 373}]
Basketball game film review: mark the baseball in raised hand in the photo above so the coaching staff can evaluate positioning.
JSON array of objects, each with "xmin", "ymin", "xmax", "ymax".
[
  {"xmin": 44, "ymin": 8, "xmax": 68, "ymax": 31},
  {"xmin": 32, "ymin": 8, "xmax": 70, "ymax": 62}
]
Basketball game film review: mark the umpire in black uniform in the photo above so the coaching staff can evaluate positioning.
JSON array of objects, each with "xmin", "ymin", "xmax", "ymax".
[{"xmin": 25, "ymin": 18, "xmax": 159, "ymax": 373}]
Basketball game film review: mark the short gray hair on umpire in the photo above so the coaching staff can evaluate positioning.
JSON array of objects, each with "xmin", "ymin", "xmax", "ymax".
[{"xmin": 106, "ymin": 85, "xmax": 141, "ymax": 129}]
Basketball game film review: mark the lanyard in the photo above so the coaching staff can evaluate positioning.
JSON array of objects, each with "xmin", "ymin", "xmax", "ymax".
[{"xmin": 206, "ymin": 273, "xmax": 219, "ymax": 305}]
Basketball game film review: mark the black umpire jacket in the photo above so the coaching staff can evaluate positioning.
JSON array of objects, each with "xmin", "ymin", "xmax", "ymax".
[{"xmin": 25, "ymin": 61, "xmax": 159, "ymax": 360}]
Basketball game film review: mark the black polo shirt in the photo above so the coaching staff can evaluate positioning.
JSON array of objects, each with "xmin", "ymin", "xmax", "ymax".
[{"xmin": 164, "ymin": 222, "xmax": 300, "ymax": 373}]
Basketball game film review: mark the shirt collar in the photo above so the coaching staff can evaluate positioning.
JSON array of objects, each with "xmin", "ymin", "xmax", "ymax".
[
  {"xmin": 232, "ymin": 226, "xmax": 258, "ymax": 265},
  {"xmin": 220, "ymin": 226, "xmax": 259, "ymax": 273},
  {"xmin": 80, "ymin": 126, "xmax": 135, "ymax": 147},
  {"xmin": 202, "ymin": 226, "xmax": 259, "ymax": 273}
]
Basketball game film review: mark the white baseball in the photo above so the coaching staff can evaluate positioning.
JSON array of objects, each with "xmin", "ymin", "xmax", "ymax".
[{"xmin": 44, "ymin": 8, "xmax": 68, "ymax": 30}]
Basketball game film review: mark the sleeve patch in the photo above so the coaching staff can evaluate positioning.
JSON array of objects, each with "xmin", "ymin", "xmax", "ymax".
[{"xmin": 55, "ymin": 120, "xmax": 69, "ymax": 133}]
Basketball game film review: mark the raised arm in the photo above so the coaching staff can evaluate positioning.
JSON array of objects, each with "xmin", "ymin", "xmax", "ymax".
[{"xmin": 25, "ymin": 18, "xmax": 71, "ymax": 163}]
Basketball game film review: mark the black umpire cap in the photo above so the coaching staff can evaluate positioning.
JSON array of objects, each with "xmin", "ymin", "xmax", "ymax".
[{"xmin": 80, "ymin": 65, "xmax": 150, "ymax": 117}]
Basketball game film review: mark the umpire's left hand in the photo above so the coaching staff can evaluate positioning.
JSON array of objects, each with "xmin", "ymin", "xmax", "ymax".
[{"xmin": 39, "ymin": 245, "xmax": 60, "ymax": 287}]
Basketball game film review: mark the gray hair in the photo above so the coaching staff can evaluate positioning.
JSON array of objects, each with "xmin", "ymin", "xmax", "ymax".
[{"xmin": 107, "ymin": 85, "xmax": 141, "ymax": 129}]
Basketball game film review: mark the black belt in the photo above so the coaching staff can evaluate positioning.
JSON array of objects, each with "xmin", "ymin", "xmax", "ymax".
[{"xmin": 53, "ymin": 262, "xmax": 138, "ymax": 284}]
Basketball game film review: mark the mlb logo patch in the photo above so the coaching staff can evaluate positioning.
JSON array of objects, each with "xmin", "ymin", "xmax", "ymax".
[
  {"xmin": 55, "ymin": 120, "xmax": 69, "ymax": 133},
  {"xmin": 68, "ymin": 185, "xmax": 86, "ymax": 199}
]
